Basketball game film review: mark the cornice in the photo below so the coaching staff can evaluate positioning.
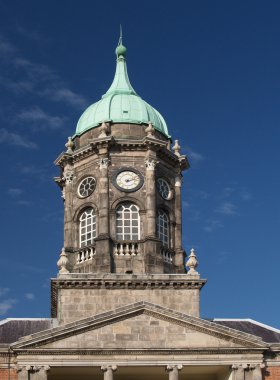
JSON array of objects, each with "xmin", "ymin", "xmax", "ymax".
[
  {"xmin": 12, "ymin": 347, "xmax": 267, "ymax": 356},
  {"xmin": 54, "ymin": 136, "xmax": 186, "ymax": 168},
  {"xmin": 16, "ymin": 301, "xmax": 267, "ymax": 351}
]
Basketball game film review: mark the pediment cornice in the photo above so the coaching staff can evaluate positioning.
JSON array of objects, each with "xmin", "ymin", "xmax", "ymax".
[{"xmin": 12, "ymin": 302, "xmax": 267, "ymax": 352}]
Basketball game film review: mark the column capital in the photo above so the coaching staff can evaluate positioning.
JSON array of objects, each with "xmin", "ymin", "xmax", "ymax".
[
  {"xmin": 63, "ymin": 167, "xmax": 75, "ymax": 184},
  {"xmin": 98, "ymin": 157, "xmax": 110, "ymax": 170},
  {"xmin": 145, "ymin": 159, "xmax": 158, "ymax": 170},
  {"xmin": 101, "ymin": 364, "xmax": 118, "ymax": 372},
  {"xmin": 166, "ymin": 364, "xmax": 183, "ymax": 371}
]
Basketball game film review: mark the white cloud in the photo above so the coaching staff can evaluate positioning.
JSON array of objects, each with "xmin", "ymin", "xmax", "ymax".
[
  {"xmin": 0, "ymin": 35, "xmax": 87, "ymax": 110},
  {"xmin": 0, "ymin": 299, "xmax": 17, "ymax": 316},
  {"xmin": 0, "ymin": 36, "xmax": 17, "ymax": 58},
  {"xmin": 216, "ymin": 201, "xmax": 238, "ymax": 216},
  {"xmin": 0, "ymin": 128, "xmax": 38, "ymax": 149},
  {"xmin": 187, "ymin": 148, "xmax": 204, "ymax": 164},
  {"xmin": 203, "ymin": 219, "xmax": 223, "ymax": 232},
  {"xmin": 42, "ymin": 87, "xmax": 87, "ymax": 109},
  {"xmin": 16, "ymin": 200, "xmax": 33, "ymax": 206},
  {"xmin": 0, "ymin": 287, "xmax": 9, "ymax": 297},
  {"xmin": 8, "ymin": 188, "xmax": 23, "ymax": 197},
  {"xmin": 25, "ymin": 293, "xmax": 35, "ymax": 300},
  {"xmin": 240, "ymin": 190, "xmax": 252, "ymax": 201},
  {"xmin": 17, "ymin": 106, "xmax": 65, "ymax": 129}
]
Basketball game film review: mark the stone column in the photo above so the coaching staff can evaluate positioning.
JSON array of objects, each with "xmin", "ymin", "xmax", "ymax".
[
  {"xmin": 101, "ymin": 365, "xmax": 117, "ymax": 380},
  {"xmin": 63, "ymin": 162, "xmax": 75, "ymax": 248},
  {"xmin": 231, "ymin": 364, "xmax": 244, "ymax": 380},
  {"xmin": 174, "ymin": 175, "xmax": 182, "ymax": 249},
  {"xmin": 98, "ymin": 157, "xmax": 110, "ymax": 237},
  {"xmin": 17, "ymin": 366, "xmax": 29, "ymax": 380},
  {"xmin": 166, "ymin": 365, "xmax": 183, "ymax": 380},
  {"xmin": 35, "ymin": 366, "xmax": 50, "ymax": 380},
  {"xmin": 251, "ymin": 364, "xmax": 265, "ymax": 380},
  {"xmin": 174, "ymin": 175, "xmax": 184, "ymax": 268},
  {"xmin": 145, "ymin": 158, "xmax": 157, "ymax": 238},
  {"xmin": 95, "ymin": 157, "xmax": 111, "ymax": 272}
]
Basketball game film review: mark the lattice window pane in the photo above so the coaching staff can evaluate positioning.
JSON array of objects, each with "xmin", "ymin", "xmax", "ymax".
[
  {"xmin": 157, "ymin": 210, "xmax": 170, "ymax": 247},
  {"xmin": 79, "ymin": 208, "xmax": 97, "ymax": 248},
  {"xmin": 116, "ymin": 202, "xmax": 140, "ymax": 241}
]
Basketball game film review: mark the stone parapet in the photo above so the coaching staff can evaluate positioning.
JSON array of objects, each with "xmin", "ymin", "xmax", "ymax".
[{"xmin": 51, "ymin": 274, "xmax": 206, "ymax": 324}]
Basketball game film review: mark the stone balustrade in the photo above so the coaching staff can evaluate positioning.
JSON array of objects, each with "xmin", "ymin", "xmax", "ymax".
[
  {"xmin": 114, "ymin": 242, "xmax": 139, "ymax": 256},
  {"xmin": 76, "ymin": 245, "xmax": 96, "ymax": 263}
]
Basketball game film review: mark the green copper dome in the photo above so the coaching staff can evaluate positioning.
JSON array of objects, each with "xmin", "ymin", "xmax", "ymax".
[{"xmin": 75, "ymin": 42, "xmax": 169, "ymax": 138}]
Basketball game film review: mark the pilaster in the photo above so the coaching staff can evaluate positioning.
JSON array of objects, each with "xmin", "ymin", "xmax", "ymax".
[{"xmin": 95, "ymin": 156, "xmax": 112, "ymax": 272}]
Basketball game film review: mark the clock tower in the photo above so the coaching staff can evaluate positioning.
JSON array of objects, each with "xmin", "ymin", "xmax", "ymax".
[{"xmin": 52, "ymin": 39, "xmax": 206, "ymax": 325}]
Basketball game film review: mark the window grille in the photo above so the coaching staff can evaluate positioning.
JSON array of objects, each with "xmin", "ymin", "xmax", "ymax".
[
  {"xmin": 157, "ymin": 210, "xmax": 169, "ymax": 247},
  {"xmin": 116, "ymin": 202, "xmax": 140, "ymax": 241},
  {"xmin": 79, "ymin": 208, "xmax": 97, "ymax": 247}
]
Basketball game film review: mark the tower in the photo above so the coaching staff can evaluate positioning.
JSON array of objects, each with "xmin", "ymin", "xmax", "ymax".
[
  {"xmin": 52, "ymin": 39, "xmax": 206, "ymax": 325},
  {"xmin": 2, "ymin": 38, "xmax": 275, "ymax": 380}
]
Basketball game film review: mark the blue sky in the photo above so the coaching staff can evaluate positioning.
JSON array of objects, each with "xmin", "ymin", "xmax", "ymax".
[{"xmin": 0, "ymin": 0, "xmax": 279, "ymax": 328}]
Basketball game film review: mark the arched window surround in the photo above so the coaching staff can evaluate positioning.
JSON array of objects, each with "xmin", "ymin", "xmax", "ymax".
[
  {"xmin": 115, "ymin": 202, "xmax": 140, "ymax": 241},
  {"xmin": 157, "ymin": 209, "xmax": 170, "ymax": 248},
  {"xmin": 79, "ymin": 207, "xmax": 97, "ymax": 248}
]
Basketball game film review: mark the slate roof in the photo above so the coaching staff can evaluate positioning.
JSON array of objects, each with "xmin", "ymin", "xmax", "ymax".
[
  {"xmin": 0, "ymin": 318, "xmax": 53, "ymax": 344},
  {"xmin": 212, "ymin": 319, "xmax": 280, "ymax": 343}
]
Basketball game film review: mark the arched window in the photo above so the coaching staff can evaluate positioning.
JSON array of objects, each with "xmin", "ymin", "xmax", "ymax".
[
  {"xmin": 157, "ymin": 210, "xmax": 169, "ymax": 247},
  {"xmin": 116, "ymin": 202, "xmax": 140, "ymax": 241},
  {"xmin": 79, "ymin": 208, "xmax": 97, "ymax": 247}
]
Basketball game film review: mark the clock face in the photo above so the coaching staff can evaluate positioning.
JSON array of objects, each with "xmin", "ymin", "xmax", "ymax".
[
  {"xmin": 157, "ymin": 178, "xmax": 172, "ymax": 200},
  {"xmin": 114, "ymin": 169, "xmax": 143, "ymax": 192}
]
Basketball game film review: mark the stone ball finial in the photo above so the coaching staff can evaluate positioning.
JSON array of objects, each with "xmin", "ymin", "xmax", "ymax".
[
  {"xmin": 65, "ymin": 136, "xmax": 74, "ymax": 154},
  {"xmin": 116, "ymin": 43, "xmax": 127, "ymax": 57},
  {"xmin": 186, "ymin": 248, "xmax": 199, "ymax": 275},
  {"xmin": 57, "ymin": 247, "xmax": 69, "ymax": 274},
  {"xmin": 145, "ymin": 122, "xmax": 155, "ymax": 138},
  {"xmin": 173, "ymin": 139, "xmax": 181, "ymax": 156}
]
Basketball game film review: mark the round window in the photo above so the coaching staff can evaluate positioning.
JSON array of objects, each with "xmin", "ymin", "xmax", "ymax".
[
  {"xmin": 78, "ymin": 177, "xmax": 96, "ymax": 198},
  {"xmin": 157, "ymin": 178, "xmax": 172, "ymax": 200}
]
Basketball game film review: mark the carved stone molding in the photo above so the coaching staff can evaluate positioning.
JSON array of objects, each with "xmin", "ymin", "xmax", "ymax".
[
  {"xmin": 63, "ymin": 168, "xmax": 75, "ymax": 184},
  {"xmin": 98, "ymin": 157, "xmax": 110, "ymax": 170},
  {"xmin": 145, "ymin": 159, "xmax": 158, "ymax": 170},
  {"xmin": 13, "ymin": 348, "xmax": 266, "ymax": 356}
]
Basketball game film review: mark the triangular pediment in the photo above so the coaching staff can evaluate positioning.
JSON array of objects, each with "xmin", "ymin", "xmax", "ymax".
[{"xmin": 12, "ymin": 302, "xmax": 267, "ymax": 352}]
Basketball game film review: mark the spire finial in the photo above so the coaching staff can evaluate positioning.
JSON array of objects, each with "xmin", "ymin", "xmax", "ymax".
[
  {"xmin": 115, "ymin": 25, "xmax": 127, "ymax": 58},
  {"xmin": 119, "ymin": 24, "xmax": 123, "ymax": 46}
]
